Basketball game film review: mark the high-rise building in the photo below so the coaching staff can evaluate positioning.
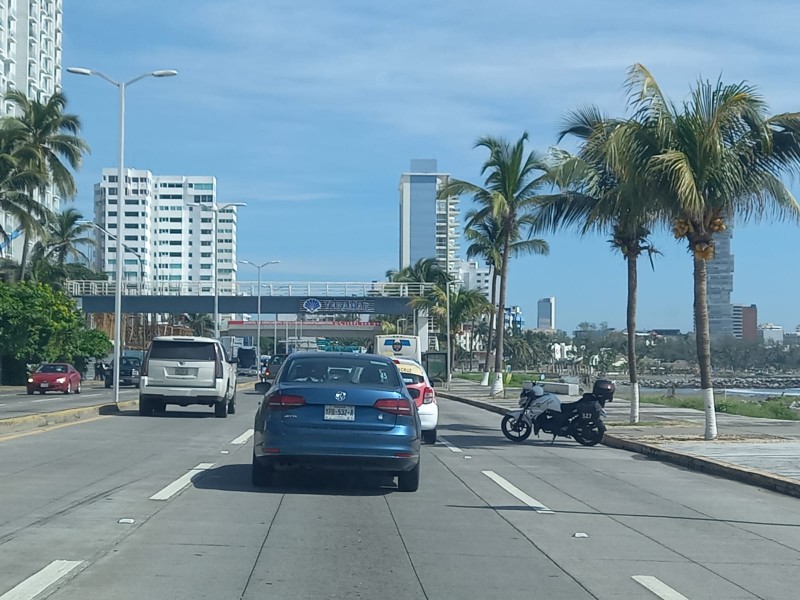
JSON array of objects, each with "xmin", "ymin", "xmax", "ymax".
[
  {"xmin": 457, "ymin": 259, "xmax": 492, "ymax": 300},
  {"xmin": 706, "ymin": 228, "xmax": 734, "ymax": 337},
  {"xmin": 504, "ymin": 305, "xmax": 524, "ymax": 331},
  {"xmin": 398, "ymin": 159, "xmax": 460, "ymax": 276},
  {"xmin": 759, "ymin": 323, "xmax": 784, "ymax": 345},
  {"xmin": 537, "ymin": 297, "xmax": 556, "ymax": 330},
  {"xmin": 732, "ymin": 304, "xmax": 757, "ymax": 342},
  {"xmin": 93, "ymin": 168, "xmax": 239, "ymax": 287},
  {"xmin": 0, "ymin": 0, "xmax": 63, "ymax": 260}
]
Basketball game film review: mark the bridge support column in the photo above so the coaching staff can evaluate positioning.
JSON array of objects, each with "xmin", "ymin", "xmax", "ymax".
[{"xmin": 414, "ymin": 308, "xmax": 429, "ymax": 352}]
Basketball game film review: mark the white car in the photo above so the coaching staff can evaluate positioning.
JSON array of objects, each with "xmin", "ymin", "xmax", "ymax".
[
  {"xmin": 139, "ymin": 336, "xmax": 238, "ymax": 418},
  {"xmin": 393, "ymin": 357, "xmax": 438, "ymax": 444}
]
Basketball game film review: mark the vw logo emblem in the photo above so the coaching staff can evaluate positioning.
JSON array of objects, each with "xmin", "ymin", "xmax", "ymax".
[{"xmin": 335, "ymin": 391, "xmax": 347, "ymax": 402}]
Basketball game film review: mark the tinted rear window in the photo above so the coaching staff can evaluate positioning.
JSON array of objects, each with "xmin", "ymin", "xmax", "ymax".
[
  {"xmin": 269, "ymin": 355, "xmax": 285, "ymax": 366},
  {"xmin": 149, "ymin": 341, "xmax": 216, "ymax": 361},
  {"xmin": 401, "ymin": 373, "xmax": 426, "ymax": 385},
  {"xmin": 281, "ymin": 356, "xmax": 401, "ymax": 387}
]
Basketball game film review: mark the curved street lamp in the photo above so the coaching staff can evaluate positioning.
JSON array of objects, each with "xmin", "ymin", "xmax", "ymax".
[{"xmin": 67, "ymin": 67, "xmax": 177, "ymax": 406}]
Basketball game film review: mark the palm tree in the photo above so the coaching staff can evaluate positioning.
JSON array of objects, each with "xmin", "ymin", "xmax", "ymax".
[
  {"xmin": 442, "ymin": 134, "xmax": 550, "ymax": 395},
  {"xmin": 0, "ymin": 131, "xmax": 49, "ymax": 251},
  {"xmin": 386, "ymin": 257, "xmax": 451, "ymax": 289},
  {"xmin": 0, "ymin": 257, "xmax": 18, "ymax": 283},
  {"xmin": 39, "ymin": 208, "xmax": 95, "ymax": 266},
  {"xmin": 387, "ymin": 257, "xmax": 452, "ymax": 349},
  {"xmin": 412, "ymin": 286, "xmax": 491, "ymax": 370},
  {"xmin": 3, "ymin": 89, "xmax": 90, "ymax": 279},
  {"xmin": 618, "ymin": 64, "xmax": 800, "ymax": 439},
  {"xmin": 181, "ymin": 313, "xmax": 214, "ymax": 337},
  {"xmin": 463, "ymin": 215, "xmax": 501, "ymax": 386},
  {"xmin": 534, "ymin": 107, "xmax": 660, "ymax": 423}
]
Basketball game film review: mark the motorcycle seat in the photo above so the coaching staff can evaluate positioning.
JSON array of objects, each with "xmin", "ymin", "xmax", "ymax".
[{"xmin": 560, "ymin": 400, "xmax": 581, "ymax": 412}]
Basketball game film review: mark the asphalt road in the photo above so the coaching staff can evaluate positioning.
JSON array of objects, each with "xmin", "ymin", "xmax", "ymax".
[
  {"xmin": 1, "ymin": 391, "xmax": 799, "ymax": 599},
  {"xmin": 0, "ymin": 377, "xmax": 257, "ymax": 419},
  {"xmin": 0, "ymin": 383, "xmax": 141, "ymax": 418}
]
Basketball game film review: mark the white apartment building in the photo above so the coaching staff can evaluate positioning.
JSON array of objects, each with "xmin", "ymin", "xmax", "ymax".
[
  {"xmin": 93, "ymin": 168, "xmax": 239, "ymax": 288},
  {"xmin": 457, "ymin": 259, "xmax": 492, "ymax": 300},
  {"xmin": 0, "ymin": 0, "xmax": 63, "ymax": 259},
  {"xmin": 398, "ymin": 159, "xmax": 460, "ymax": 277}
]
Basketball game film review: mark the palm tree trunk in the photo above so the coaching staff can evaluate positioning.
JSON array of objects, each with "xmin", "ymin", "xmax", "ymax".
[
  {"xmin": 626, "ymin": 253, "xmax": 640, "ymax": 424},
  {"xmin": 18, "ymin": 230, "xmax": 31, "ymax": 280},
  {"xmin": 491, "ymin": 241, "xmax": 511, "ymax": 396},
  {"xmin": 693, "ymin": 254, "xmax": 717, "ymax": 439},
  {"xmin": 481, "ymin": 272, "xmax": 498, "ymax": 386}
]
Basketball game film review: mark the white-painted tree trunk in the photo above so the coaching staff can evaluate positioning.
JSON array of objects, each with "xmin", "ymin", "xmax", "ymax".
[
  {"xmin": 702, "ymin": 387, "xmax": 718, "ymax": 440},
  {"xmin": 629, "ymin": 382, "xmax": 640, "ymax": 424},
  {"xmin": 489, "ymin": 371, "xmax": 504, "ymax": 397},
  {"xmin": 480, "ymin": 371, "xmax": 490, "ymax": 386}
]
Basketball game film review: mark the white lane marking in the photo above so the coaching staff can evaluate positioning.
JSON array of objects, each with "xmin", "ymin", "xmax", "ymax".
[
  {"xmin": 0, "ymin": 404, "xmax": 5, "ymax": 407},
  {"xmin": 149, "ymin": 463, "xmax": 214, "ymax": 501},
  {"xmin": 632, "ymin": 576, "xmax": 690, "ymax": 600},
  {"xmin": 0, "ymin": 560, "xmax": 83, "ymax": 600},
  {"xmin": 437, "ymin": 435, "xmax": 463, "ymax": 453},
  {"xmin": 31, "ymin": 397, "xmax": 59, "ymax": 403},
  {"xmin": 230, "ymin": 429, "xmax": 254, "ymax": 445},
  {"xmin": 482, "ymin": 470, "xmax": 554, "ymax": 514},
  {"xmin": 82, "ymin": 393, "xmax": 101, "ymax": 398}
]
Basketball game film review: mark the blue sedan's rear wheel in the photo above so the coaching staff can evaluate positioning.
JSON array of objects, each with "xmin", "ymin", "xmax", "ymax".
[
  {"xmin": 252, "ymin": 454, "xmax": 273, "ymax": 487},
  {"xmin": 398, "ymin": 460, "xmax": 420, "ymax": 492}
]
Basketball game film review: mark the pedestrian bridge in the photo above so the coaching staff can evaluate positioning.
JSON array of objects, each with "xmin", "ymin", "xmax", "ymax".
[{"xmin": 66, "ymin": 280, "xmax": 434, "ymax": 318}]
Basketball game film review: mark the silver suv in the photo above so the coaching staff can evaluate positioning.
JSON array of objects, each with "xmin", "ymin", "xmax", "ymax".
[{"xmin": 139, "ymin": 336, "xmax": 238, "ymax": 418}]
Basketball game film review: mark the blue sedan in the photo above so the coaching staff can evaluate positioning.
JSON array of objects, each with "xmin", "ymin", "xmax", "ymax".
[{"xmin": 251, "ymin": 352, "xmax": 422, "ymax": 491}]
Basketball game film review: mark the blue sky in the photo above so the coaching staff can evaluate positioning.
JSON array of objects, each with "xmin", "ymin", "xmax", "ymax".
[{"xmin": 63, "ymin": 0, "xmax": 800, "ymax": 334}]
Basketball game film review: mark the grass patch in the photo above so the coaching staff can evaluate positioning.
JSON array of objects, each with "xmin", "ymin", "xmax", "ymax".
[
  {"xmin": 639, "ymin": 395, "xmax": 799, "ymax": 420},
  {"xmin": 457, "ymin": 372, "xmax": 544, "ymax": 387}
]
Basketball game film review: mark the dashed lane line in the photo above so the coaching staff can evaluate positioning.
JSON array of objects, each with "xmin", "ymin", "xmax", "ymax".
[
  {"xmin": 149, "ymin": 463, "xmax": 214, "ymax": 501},
  {"xmin": 231, "ymin": 429, "xmax": 254, "ymax": 445},
  {"xmin": 0, "ymin": 560, "xmax": 83, "ymax": 600},
  {"xmin": 436, "ymin": 435, "xmax": 463, "ymax": 453},
  {"xmin": 632, "ymin": 576, "xmax": 691, "ymax": 600},
  {"xmin": 482, "ymin": 470, "xmax": 554, "ymax": 514}
]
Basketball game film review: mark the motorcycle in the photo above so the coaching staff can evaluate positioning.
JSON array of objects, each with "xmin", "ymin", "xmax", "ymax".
[{"xmin": 500, "ymin": 379, "xmax": 615, "ymax": 446}]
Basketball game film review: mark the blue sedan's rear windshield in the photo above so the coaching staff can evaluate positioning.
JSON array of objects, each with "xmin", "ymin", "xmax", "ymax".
[{"xmin": 282, "ymin": 357, "xmax": 401, "ymax": 386}]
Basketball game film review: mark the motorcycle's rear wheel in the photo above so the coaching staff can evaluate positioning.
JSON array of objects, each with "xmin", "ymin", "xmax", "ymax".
[
  {"xmin": 574, "ymin": 422, "xmax": 606, "ymax": 446},
  {"xmin": 501, "ymin": 414, "xmax": 532, "ymax": 442}
]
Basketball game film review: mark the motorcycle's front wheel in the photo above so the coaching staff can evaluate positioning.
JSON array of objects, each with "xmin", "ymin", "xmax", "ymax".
[
  {"xmin": 574, "ymin": 422, "xmax": 606, "ymax": 446},
  {"xmin": 501, "ymin": 414, "xmax": 532, "ymax": 442}
]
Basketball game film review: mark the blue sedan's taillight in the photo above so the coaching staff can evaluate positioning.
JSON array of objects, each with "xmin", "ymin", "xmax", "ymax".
[
  {"xmin": 373, "ymin": 398, "xmax": 413, "ymax": 416},
  {"xmin": 266, "ymin": 394, "xmax": 306, "ymax": 410}
]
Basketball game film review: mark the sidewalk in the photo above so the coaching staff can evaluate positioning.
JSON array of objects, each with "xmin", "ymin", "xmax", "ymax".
[{"xmin": 440, "ymin": 378, "xmax": 800, "ymax": 499}]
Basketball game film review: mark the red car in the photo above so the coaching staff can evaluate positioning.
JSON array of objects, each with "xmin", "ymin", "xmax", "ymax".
[{"xmin": 27, "ymin": 363, "xmax": 83, "ymax": 395}]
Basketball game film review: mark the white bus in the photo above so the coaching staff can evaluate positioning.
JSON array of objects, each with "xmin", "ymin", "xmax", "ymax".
[{"xmin": 373, "ymin": 335, "xmax": 422, "ymax": 363}]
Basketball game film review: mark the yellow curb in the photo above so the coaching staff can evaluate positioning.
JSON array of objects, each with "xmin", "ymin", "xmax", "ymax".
[{"xmin": 0, "ymin": 400, "xmax": 138, "ymax": 436}]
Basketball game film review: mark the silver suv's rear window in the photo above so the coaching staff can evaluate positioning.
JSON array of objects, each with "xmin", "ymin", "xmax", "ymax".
[{"xmin": 149, "ymin": 341, "xmax": 216, "ymax": 361}]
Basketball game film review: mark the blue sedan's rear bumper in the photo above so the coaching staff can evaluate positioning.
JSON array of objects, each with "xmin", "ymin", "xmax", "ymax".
[
  {"xmin": 254, "ymin": 452, "xmax": 418, "ymax": 473},
  {"xmin": 254, "ymin": 421, "xmax": 420, "ymax": 473}
]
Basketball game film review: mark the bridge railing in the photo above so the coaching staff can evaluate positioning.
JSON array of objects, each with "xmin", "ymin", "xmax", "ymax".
[{"xmin": 65, "ymin": 280, "xmax": 437, "ymax": 298}]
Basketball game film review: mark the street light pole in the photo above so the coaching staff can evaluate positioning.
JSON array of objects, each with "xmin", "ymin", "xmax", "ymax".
[
  {"xmin": 238, "ymin": 260, "xmax": 280, "ymax": 356},
  {"xmin": 445, "ymin": 281, "xmax": 451, "ymax": 389},
  {"xmin": 199, "ymin": 202, "xmax": 246, "ymax": 339},
  {"xmin": 80, "ymin": 221, "xmax": 146, "ymax": 349},
  {"xmin": 67, "ymin": 67, "xmax": 177, "ymax": 406}
]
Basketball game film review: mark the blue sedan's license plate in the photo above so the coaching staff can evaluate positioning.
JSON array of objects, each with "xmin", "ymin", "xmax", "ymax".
[{"xmin": 324, "ymin": 405, "xmax": 355, "ymax": 421}]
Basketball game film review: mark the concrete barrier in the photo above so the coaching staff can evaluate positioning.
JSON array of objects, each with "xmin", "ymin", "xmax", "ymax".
[{"xmin": 543, "ymin": 382, "xmax": 580, "ymax": 395}]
